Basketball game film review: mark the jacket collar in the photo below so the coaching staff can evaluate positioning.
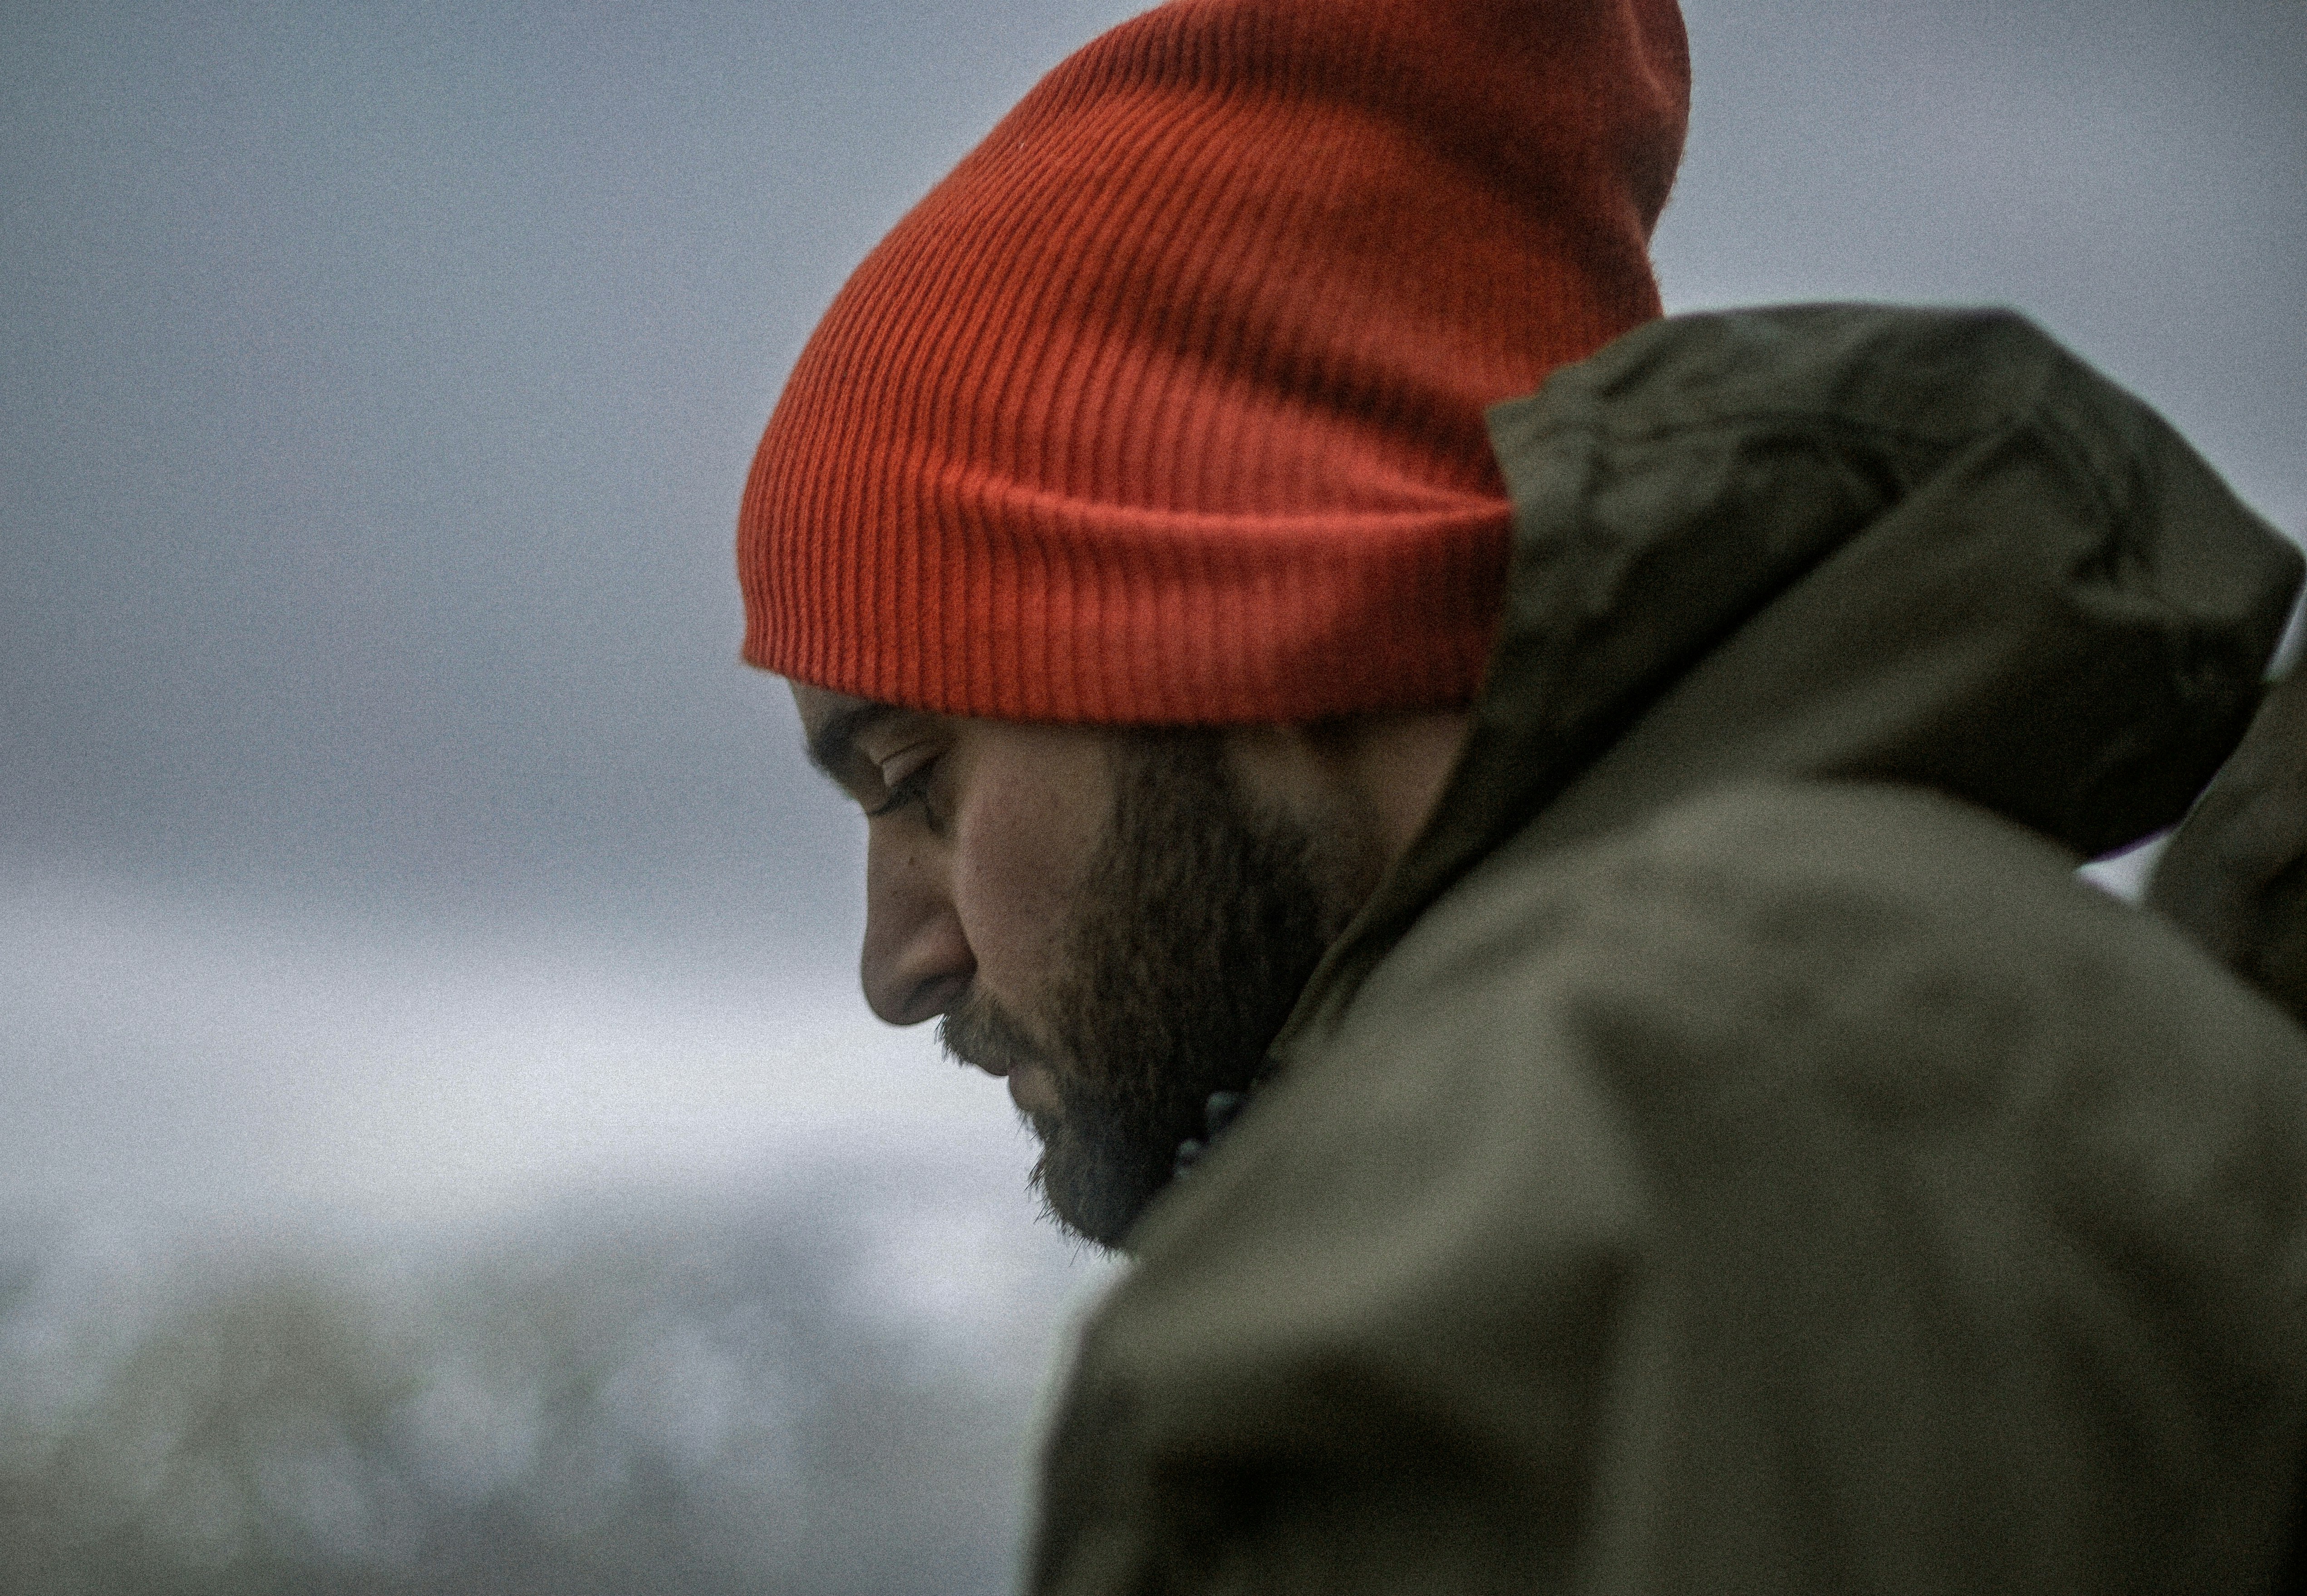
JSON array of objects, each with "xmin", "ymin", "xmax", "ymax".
[{"xmin": 1268, "ymin": 304, "xmax": 2300, "ymax": 1069}]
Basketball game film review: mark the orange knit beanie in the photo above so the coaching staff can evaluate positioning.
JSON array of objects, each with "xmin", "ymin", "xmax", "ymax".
[{"xmin": 740, "ymin": 0, "xmax": 1689, "ymax": 723}]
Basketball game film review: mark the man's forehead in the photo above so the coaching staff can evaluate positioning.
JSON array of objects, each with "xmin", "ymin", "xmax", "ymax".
[{"xmin": 788, "ymin": 682, "xmax": 876, "ymax": 741}]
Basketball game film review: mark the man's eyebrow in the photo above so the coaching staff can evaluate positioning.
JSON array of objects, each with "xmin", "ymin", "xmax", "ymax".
[{"xmin": 806, "ymin": 702, "xmax": 904, "ymax": 781}]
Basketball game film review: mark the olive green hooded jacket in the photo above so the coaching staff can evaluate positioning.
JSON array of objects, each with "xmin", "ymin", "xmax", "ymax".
[{"xmin": 1027, "ymin": 306, "xmax": 2307, "ymax": 1595}]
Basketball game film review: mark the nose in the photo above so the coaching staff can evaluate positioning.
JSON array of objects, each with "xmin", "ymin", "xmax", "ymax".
[{"xmin": 859, "ymin": 828, "xmax": 974, "ymax": 1026}]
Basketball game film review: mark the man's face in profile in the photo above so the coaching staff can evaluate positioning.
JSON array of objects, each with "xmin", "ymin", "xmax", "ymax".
[{"xmin": 793, "ymin": 686, "xmax": 1363, "ymax": 1246}]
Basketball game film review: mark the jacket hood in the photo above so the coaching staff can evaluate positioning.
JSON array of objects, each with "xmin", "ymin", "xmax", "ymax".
[{"xmin": 1278, "ymin": 304, "xmax": 2302, "ymax": 1055}]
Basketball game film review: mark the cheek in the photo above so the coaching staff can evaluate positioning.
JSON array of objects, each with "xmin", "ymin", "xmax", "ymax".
[{"xmin": 948, "ymin": 757, "xmax": 1107, "ymax": 1000}]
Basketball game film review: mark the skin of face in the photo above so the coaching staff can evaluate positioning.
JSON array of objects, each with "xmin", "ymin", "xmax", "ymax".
[
  {"xmin": 792, "ymin": 683, "xmax": 1117, "ymax": 1122},
  {"xmin": 791, "ymin": 680, "xmax": 1470, "ymax": 1241}
]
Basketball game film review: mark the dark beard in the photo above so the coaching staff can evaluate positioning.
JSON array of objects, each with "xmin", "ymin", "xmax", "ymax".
[{"xmin": 940, "ymin": 732, "xmax": 1365, "ymax": 1250}]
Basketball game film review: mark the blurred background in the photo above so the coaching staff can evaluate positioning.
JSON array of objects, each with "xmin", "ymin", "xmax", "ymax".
[{"xmin": 3, "ymin": 1, "xmax": 2301, "ymax": 1590}]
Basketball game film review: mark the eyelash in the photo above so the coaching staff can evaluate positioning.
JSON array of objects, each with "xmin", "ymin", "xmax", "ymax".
[{"xmin": 868, "ymin": 761, "xmax": 940, "ymax": 827}]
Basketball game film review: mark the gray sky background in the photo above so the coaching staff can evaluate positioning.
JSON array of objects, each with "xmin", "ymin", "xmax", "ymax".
[{"xmin": 4, "ymin": 0, "xmax": 2303, "ymax": 1226}]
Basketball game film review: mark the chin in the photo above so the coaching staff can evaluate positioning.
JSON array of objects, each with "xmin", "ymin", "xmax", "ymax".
[{"xmin": 1027, "ymin": 1112, "xmax": 1165, "ymax": 1253}]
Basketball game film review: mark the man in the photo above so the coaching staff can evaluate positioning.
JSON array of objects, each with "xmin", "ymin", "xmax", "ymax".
[{"xmin": 743, "ymin": 1, "xmax": 2307, "ymax": 1589}]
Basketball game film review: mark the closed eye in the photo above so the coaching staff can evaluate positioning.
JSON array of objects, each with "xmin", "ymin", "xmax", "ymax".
[{"xmin": 868, "ymin": 760, "xmax": 940, "ymax": 826}]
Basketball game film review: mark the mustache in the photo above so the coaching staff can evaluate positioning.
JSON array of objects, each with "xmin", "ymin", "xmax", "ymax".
[{"xmin": 937, "ymin": 991, "xmax": 1052, "ymax": 1078}]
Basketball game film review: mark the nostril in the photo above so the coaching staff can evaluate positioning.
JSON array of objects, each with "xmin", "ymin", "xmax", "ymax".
[
  {"xmin": 900, "ymin": 972, "xmax": 971, "ymax": 1026},
  {"xmin": 860, "ymin": 960, "xmax": 970, "ymax": 1027}
]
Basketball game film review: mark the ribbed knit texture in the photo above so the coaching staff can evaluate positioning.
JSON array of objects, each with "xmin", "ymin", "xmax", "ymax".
[{"xmin": 740, "ymin": 0, "xmax": 1690, "ymax": 723}]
